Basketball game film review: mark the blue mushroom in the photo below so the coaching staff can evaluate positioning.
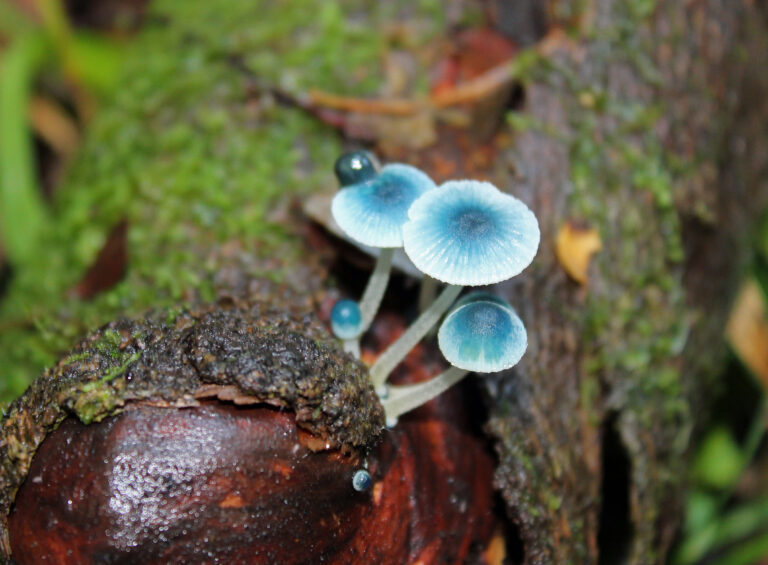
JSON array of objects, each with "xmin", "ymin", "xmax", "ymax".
[
  {"xmin": 381, "ymin": 295, "xmax": 527, "ymax": 425},
  {"xmin": 332, "ymin": 163, "xmax": 436, "ymax": 249},
  {"xmin": 369, "ymin": 181, "xmax": 538, "ymax": 390},
  {"xmin": 403, "ymin": 180, "xmax": 540, "ymax": 286},
  {"xmin": 329, "ymin": 155, "xmax": 436, "ymax": 356}
]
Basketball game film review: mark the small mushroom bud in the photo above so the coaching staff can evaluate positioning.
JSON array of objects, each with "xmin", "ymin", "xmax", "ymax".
[{"xmin": 334, "ymin": 150, "xmax": 380, "ymax": 187}]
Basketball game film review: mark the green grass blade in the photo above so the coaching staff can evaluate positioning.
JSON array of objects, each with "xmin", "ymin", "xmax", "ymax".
[
  {"xmin": 0, "ymin": 32, "xmax": 50, "ymax": 264},
  {"xmin": 715, "ymin": 531, "xmax": 768, "ymax": 565}
]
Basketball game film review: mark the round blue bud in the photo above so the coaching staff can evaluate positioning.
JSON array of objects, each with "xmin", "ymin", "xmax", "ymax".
[
  {"xmin": 331, "ymin": 299, "xmax": 363, "ymax": 340},
  {"xmin": 352, "ymin": 469, "xmax": 372, "ymax": 492},
  {"xmin": 334, "ymin": 150, "xmax": 379, "ymax": 187}
]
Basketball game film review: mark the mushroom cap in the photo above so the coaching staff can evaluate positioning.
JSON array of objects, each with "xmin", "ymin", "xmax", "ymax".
[
  {"xmin": 332, "ymin": 164, "xmax": 436, "ymax": 248},
  {"xmin": 302, "ymin": 191, "xmax": 424, "ymax": 278},
  {"xmin": 334, "ymin": 150, "xmax": 380, "ymax": 187},
  {"xmin": 437, "ymin": 297, "xmax": 527, "ymax": 373},
  {"xmin": 331, "ymin": 299, "xmax": 363, "ymax": 340},
  {"xmin": 402, "ymin": 180, "xmax": 540, "ymax": 285}
]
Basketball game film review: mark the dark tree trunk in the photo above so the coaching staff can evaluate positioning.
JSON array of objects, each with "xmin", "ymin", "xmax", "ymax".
[{"xmin": 472, "ymin": 1, "xmax": 768, "ymax": 563}]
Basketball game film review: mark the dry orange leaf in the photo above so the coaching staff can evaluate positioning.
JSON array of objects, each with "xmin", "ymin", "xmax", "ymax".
[
  {"xmin": 555, "ymin": 221, "xmax": 603, "ymax": 284},
  {"xmin": 725, "ymin": 279, "xmax": 768, "ymax": 387},
  {"xmin": 481, "ymin": 528, "xmax": 507, "ymax": 565}
]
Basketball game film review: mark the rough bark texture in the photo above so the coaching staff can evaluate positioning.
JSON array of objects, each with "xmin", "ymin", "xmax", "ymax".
[
  {"xmin": 478, "ymin": 1, "xmax": 768, "ymax": 563},
  {"xmin": 2, "ymin": 0, "xmax": 768, "ymax": 563}
]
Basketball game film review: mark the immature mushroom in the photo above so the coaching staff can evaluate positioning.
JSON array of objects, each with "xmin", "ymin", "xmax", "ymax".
[
  {"xmin": 330, "ymin": 152, "xmax": 436, "ymax": 353},
  {"xmin": 331, "ymin": 299, "xmax": 363, "ymax": 356},
  {"xmin": 333, "ymin": 149, "xmax": 379, "ymax": 187},
  {"xmin": 381, "ymin": 293, "xmax": 527, "ymax": 425},
  {"xmin": 369, "ymin": 180, "xmax": 539, "ymax": 389}
]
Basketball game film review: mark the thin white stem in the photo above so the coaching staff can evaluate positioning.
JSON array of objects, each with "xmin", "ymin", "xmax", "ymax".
[
  {"xmin": 418, "ymin": 275, "xmax": 439, "ymax": 314},
  {"xmin": 358, "ymin": 248, "xmax": 395, "ymax": 333},
  {"xmin": 343, "ymin": 339, "xmax": 360, "ymax": 359},
  {"xmin": 382, "ymin": 366, "xmax": 468, "ymax": 425},
  {"xmin": 369, "ymin": 284, "xmax": 462, "ymax": 389}
]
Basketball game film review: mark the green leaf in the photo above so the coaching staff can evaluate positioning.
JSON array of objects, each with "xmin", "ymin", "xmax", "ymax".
[
  {"xmin": 691, "ymin": 426, "xmax": 744, "ymax": 490},
  {"xmin": 0, "ymin": 32, "xmax": 51, "ymax": 264},
  {"xmin": 715, "ymin": 531, "xmax": 768, "ymax": 565},
  {"xmin": 674, "ymin": 496, "xmax": 768, "ymax": 564}
]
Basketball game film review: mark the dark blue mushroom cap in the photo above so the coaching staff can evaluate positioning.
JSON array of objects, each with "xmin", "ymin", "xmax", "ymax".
[
  {"xmin": 403, "ymin": 180, "xmax": 540, "ymax": 285},
  {"xmin": 332, "ymin": 164, "xmax": 436, "ymax": 248},
  {"xmin": 437, "ymin": 297, "xmax": 527, "ymax": 372},
  {"xmin": 334, "ymin": 150, "xmax": 379, "ymax": 187},
  {"xmin": 330, "ymin": 299, "xmax": 363, "ymax": 340}
]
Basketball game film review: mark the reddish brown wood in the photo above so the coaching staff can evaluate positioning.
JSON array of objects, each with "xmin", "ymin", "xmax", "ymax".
[
  {"xmin": 9, "ymin": 395, "xmax": 496, "ymax": 564},
  {"xmin": 9, "ymin": 403, "xmax": 366, "ymax": 563}
]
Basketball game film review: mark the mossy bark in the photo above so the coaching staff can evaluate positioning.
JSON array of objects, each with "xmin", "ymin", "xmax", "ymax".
[
  {"xmin": 1, "ymin": 0, "xmax": 768, "ymax": 563},
  {"xmin": 484, "ymin": 1, "xmax": 768, "ymax": 563}
]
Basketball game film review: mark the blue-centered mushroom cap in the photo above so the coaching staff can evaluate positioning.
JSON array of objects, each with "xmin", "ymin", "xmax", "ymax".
[
  {"xmin": 332, "ymin": 164, "xmax": 436, "ymax": 248},
  {"xmin": 331, "ymin": 299, "xmax": 363, "ymax": 340},
  {"xmin": 437, "ymin": 298, "xmax": 527, "ymax": 372},
  {"xmin": 402, "ymin": 180, "xmax": 540, "ymax": 285},
  {"xmin": 334, "ymin": 150, "xmax": 379, "ymax": 187}
]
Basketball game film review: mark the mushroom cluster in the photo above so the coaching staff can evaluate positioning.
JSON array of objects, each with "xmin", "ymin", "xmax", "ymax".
[{"xmin": 328, "ymin": 151, "xmax": 540, "ymax": 424}]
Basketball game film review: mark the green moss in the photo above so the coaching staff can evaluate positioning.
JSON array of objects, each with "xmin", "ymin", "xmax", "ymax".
[
  {"xmin": 0, "ymin": 0, "xmax": 445, "ymax": 403},
  {"xmin": 564, "ymin": 0, "xmax": 699, "ymax": 560},
  {"xmin": 72, "ymin": 378, "xmax": 127, "ymax": 425},
  {"xmin": 564, "ymin": 1, "xmax": 690, "ymax": 431}
]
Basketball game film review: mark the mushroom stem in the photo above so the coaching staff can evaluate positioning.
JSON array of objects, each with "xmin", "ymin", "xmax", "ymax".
[
  {"xmin": 370, "ymin": 284, "xmax": 462, "ymax": 389},
  {"xmin": 381, "ymin": 366, "xmax": 468, "ymax": 425},
  {"xmin": 342, "ymin": 339, "xmax": 361, "ymax": 358},
  {"xmin": 418, "ymin": 276, "xmax": 439, "ymax": 314},
  {"xmin": 358, "ymin": 248, "xmax": 395, "ymax": 333}
]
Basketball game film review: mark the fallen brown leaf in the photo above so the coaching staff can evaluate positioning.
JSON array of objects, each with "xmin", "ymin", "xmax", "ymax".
[
  {"xmin": 555, "ymin": 220, "xmax": 603, "ymax": 284},
  {"xmin": 725, "ymin": 279, "xmax": 768, "ymax": 387},
  {"xmin": 28, "ymin": 95, "xmax": 80, "ymax": 158},
  {"xmin": 71, "ymin": 220, "xmax": 128, "ymax": 299},
  {"xmin": 482, "ymin": 527, "xmax": 507, "ymax": 565}
]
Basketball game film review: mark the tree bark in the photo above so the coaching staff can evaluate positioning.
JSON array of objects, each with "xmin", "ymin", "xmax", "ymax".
[{"xmin": 476, "ymin": 1, "xmax": 768, "ymax": 563}]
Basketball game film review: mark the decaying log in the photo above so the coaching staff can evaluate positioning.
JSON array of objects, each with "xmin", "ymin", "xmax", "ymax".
[{"xmin": 2, "ymin": 0, "xmax": 768, "ymax": 563}]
